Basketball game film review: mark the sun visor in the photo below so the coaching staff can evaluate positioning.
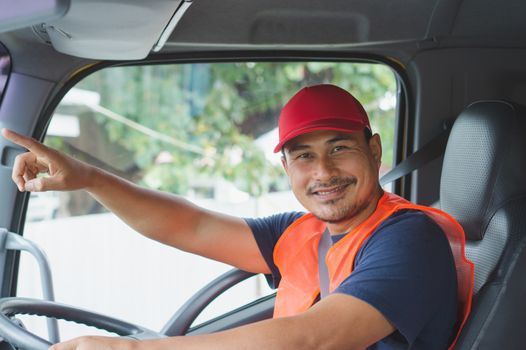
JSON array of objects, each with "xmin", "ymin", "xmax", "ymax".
[
  {"xmin": 43, "ymin": 0, "xmax": 186, "ymax": 60},
  {"xmin": 0, "ymin": 0, "xmax": 70, "ymax": 33}
]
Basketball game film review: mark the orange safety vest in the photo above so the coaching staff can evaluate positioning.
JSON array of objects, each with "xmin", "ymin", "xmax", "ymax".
[{"xmin": 273, "ymin": 192, "xmax": 474, "ymax": 349}]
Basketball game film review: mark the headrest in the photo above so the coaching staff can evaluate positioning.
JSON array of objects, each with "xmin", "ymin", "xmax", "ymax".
[{"xmin": 440, "ymin": 101, "xmax": 526, "ymax": 241}]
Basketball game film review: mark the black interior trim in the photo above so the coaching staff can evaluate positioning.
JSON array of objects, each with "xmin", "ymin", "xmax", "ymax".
[{"xmin": 187, "ymin": 293, "xmax": 276, "ymax": 336}]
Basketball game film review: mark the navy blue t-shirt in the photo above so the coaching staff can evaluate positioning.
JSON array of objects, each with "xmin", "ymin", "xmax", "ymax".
[{"xmin": 245, "ymin": 210, "xmax": 458, "ymax": 350}]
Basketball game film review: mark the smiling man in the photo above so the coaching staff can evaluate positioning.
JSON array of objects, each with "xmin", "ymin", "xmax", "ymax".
[
  {"xmin": 277, "ymin": 86, "xmax": 383, "ymax": 232},
  {"xmin": 1, "ymin": 84, "xmax": 473, "ymax": 350}
]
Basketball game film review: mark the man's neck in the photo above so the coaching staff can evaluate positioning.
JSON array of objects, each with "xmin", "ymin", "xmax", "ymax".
[{"xmin": 326, "ymin": 188, "xmax": 384, "ymax": 236}]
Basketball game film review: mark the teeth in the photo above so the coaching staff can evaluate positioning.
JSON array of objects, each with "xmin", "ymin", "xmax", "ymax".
[{"xmin": 316, "ymin": 186, "xmax": 343, "ymax": 195}]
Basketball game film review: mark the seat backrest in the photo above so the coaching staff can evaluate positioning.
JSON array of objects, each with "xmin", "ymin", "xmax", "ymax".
[{"xmin": 437, "ymin": 100, "xmax": 526, "ymax": 349}]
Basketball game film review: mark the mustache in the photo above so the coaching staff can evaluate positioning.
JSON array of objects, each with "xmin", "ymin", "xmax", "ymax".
[{"xmin": 307, "ymin": 177, "xmax": 357, "ymax": 195}]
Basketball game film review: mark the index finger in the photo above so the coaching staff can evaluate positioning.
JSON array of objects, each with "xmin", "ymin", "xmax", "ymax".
[{"xmin": 1, "ymin": 128, "xmax": 46, "ymax": 154}]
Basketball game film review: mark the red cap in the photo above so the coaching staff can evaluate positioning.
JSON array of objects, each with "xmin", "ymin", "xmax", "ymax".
[{"xmin": 274, "ymin": 84, "xmax": 371, "ymax": 153}]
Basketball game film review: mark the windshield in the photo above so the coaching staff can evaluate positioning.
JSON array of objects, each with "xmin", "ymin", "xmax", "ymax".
[{"xmin": 18, "ymin": 60, "xmax": 399, "ymax": 338}]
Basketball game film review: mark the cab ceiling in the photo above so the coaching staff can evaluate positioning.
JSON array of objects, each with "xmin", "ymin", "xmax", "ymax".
[
  {"xmin": 162, "ymin": 0, "xmax": 526, "ymax": 51},
  {"xmin": 2, "ymin": 0, "xmax": 526, "ymax": 69}
]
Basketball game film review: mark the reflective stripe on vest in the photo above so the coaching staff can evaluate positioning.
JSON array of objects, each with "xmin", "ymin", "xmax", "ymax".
[{"xmin": 273, "ymin": 192, "xmax": 474, "ymax": 349}]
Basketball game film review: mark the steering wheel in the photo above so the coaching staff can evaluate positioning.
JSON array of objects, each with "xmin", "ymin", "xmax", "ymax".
[{"xmin": 0, "ymin": 297, "xmax": 162, "ymax": 350}]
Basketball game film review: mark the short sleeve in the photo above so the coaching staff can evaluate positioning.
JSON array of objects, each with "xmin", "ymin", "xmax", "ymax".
[
  {"xmin": 245, "ymin": 212, "xmax": 304, "ymax": 288},
  {"xmin": 334, "ymin": 211, "xmax": 458, "ymax": 348}
]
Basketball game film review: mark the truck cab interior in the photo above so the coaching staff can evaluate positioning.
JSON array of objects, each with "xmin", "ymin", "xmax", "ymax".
[{"xmin": 1, "ymin": 0, "xmax": 526, "ymax": 349}]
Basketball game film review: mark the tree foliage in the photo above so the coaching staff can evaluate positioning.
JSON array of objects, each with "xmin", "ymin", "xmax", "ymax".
[{"xmin": 59, "ymin": 62, "xmax": 396, "ymax": 197}]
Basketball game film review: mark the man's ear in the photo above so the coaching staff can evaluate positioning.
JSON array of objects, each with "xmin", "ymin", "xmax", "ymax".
[
  {"xmin": 369, "ymin": 134, "xmax": 382, "ymax": 166},
  {"xmin": 281, "ymin": 154, "xmax": 290, "ymax": 175}
]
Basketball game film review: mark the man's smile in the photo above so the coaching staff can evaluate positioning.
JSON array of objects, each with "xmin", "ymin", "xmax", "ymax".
[{"xmin": 307, "ymin": 178, "xmax": 357, "ymax": 201}]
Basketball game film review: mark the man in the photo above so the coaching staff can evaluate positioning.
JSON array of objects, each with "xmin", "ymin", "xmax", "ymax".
[{"xmin": 1, "ymin": 84, "xmax": 472, "ymax": 349}]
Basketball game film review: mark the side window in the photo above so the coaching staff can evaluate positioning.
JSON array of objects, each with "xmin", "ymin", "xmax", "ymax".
[{"xmin": 17, "ymin": 62, "xmax": 398, "ymax": 338}]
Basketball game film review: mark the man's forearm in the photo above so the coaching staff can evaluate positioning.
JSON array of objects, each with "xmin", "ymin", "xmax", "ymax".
[
  {"xmin": 83, "ymin": 167, "xmax": 269, "ymax": 273},
  {"xmin": 50, "ymin": 294, "xmax": 394, "ymax": 350},
  {"xmin": 85, "ymin": 166, "xmax": 203, "ymax": 249},
  {"xmin": 137, "ymin": 295, "xmax": 391, "ymax": 350},
  {"xmin": 141, "ymin": 317, "xmax": 312, "ymax": 350},
  {"xmin": 55, "ymin": 317, "xmax": 316, "ymax": 350}
]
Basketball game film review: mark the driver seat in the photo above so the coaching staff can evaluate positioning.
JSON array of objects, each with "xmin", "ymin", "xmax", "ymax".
[{"xmin": 437, "ymin": 100, "xmax": 526, "ymax": 349}]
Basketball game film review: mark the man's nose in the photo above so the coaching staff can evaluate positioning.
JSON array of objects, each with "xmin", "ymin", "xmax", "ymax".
[{"xmin": 313, "ymin": 156, "xmax": 337, "ymax": 180}]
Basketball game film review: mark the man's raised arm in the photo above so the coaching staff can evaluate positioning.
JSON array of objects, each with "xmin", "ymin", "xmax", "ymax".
[{"xmin": 1, "ymin": 128, "xmax": 269, "ymax": 274}]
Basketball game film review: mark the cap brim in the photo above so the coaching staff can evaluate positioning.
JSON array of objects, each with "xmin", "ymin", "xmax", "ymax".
[{"xmin": 273, "ymin": 120, "xmax": 368, "ymax": 153}]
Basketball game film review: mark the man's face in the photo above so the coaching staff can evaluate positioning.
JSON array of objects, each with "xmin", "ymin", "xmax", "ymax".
[{"xmin": 282, "ymin": 129, "xmax": 382, "ymax": 225}]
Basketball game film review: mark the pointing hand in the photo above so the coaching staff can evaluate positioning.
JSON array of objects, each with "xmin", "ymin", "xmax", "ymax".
[{"xmin": 1, "ymin": 128, "xmax": 94, "ymax": 192}]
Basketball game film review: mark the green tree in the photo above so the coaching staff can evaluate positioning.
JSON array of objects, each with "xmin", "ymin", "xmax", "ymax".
[{"xmin": 52, "ymin": 62, "xmax": 396, "ymax": 197}]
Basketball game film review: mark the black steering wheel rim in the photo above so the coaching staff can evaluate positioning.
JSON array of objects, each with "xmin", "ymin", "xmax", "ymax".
[{"xmin": 0, "ymin": 297, "xmax": 161, "ymax": 350}]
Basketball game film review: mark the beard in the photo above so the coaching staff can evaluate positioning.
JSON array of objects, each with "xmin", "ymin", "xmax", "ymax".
[
  {"xmin": 312, "ymin": 198, "xmax": 370, "ymax": 224},
  {"xmin": 306, "ymin": 176, "xmax": 371, "ymax": 224}
]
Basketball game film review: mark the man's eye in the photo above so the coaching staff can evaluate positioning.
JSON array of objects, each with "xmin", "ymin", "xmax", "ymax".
[
  {"xmin": 297, "ymin": 153, "xmax": 312, "ymax": 159},
  {"xmin": 333, "ymin": 145, "xmax": 348, "ymax": 152}
]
